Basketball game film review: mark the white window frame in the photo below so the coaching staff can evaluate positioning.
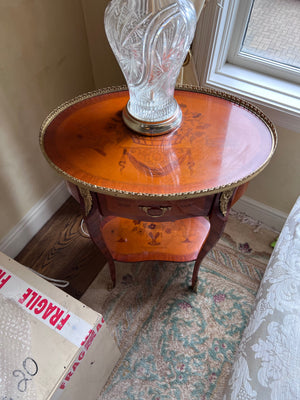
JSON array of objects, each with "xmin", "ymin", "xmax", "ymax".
[
  {"xmin": 227, "ymin": 1, "xmax": 300, "ymax": 85},
  {"xmin": 193, "ymin": 0, "xmax": 300, "ymax": 132}
]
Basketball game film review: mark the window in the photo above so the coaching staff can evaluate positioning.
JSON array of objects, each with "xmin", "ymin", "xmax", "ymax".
[
  {"xmin": 193, "ymin": 0, "xmax": 300, "ymax": 131},
  {"xmin": 228, "ymin": 0, "xmax": 300, "ymax": 82}
]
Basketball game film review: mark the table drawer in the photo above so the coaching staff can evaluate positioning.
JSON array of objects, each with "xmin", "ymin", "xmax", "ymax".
[{"xmin": 98, "ymin": 194, "xmax": 214, "ymax": 221}]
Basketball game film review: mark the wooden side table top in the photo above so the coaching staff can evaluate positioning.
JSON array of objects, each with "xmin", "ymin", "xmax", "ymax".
[
  {"xmin": 40, "ymin": 86, "xmax": 277, "ymax": 201},
  {"xmin": 40, "ymin": 86, "xmax": 277, "ymax": 290}
]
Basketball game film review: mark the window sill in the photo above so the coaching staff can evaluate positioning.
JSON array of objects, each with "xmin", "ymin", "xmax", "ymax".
[{"xmin": 206, "ymin": 62, "xmax": 300, "ymax": 132}]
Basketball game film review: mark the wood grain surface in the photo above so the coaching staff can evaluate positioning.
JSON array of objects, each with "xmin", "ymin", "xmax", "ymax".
[
  {"xmin": 15, "ymin": 197, "xmax": 106, "ymax": 299},
  {"xmin": 41, "ymin": 88, "xmax": 276, "ymax": 199}
]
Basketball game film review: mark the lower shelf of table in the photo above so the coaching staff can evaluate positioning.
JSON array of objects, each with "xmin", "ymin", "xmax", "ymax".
[{"xmin": 101, "ymin": 216, "xmax": 211, "ymax": 263}]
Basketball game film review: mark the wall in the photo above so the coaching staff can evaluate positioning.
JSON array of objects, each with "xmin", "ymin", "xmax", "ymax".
[
  {"xmin": 81, "ymin": 0, "xmax": 124, "ymax": 88},
  {"xmin": 245, "ymin": 126, "xmax": 300, "ymax": 213},
  {"xmin": 0, "ymin": 0, "xmax": 95, "ymax": 242}
]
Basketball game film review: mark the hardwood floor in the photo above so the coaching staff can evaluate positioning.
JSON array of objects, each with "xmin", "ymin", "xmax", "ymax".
[{"xmin": 15, "ymin": 197, "xmax": 106, "ymax": 299}]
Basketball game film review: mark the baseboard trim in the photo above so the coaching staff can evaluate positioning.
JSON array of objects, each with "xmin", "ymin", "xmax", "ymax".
[
  {"xmin": 0, "ymin": 182, "xmax": 69, "ymax": 258},
  {"xmin": 232, "ymin": 195, "xmax": 288, "ymax": 232}
]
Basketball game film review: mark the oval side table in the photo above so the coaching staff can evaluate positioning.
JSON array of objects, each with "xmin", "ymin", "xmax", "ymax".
[{"xmin": 40, "ymin": 86, "xmax": 277, "ymax": 292}]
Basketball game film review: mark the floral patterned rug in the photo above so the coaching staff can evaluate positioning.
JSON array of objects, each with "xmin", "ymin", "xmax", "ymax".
[{"xmin": 80, "ymin": 213, "xmax": 277, "ymax": 400}]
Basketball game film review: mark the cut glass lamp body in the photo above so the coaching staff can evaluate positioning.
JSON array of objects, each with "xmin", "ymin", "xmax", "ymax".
[{"xmin": 104, "ymin": 0, "xmax": 197, "ymax": 135}]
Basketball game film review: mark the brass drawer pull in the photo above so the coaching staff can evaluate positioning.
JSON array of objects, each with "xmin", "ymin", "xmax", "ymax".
[{"xmin": 140, "ymin": 206, "xmax": 171, "ymax": 217}]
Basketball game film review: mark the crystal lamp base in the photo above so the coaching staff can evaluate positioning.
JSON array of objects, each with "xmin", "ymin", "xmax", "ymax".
[{"xmin": 122, "ymin": 103, "xmax": 182, "ymax": 136}]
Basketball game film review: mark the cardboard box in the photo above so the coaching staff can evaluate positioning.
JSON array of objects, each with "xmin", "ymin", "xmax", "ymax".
[{"xmin": 0, "ymin": 251, "xmax": 120, "ymax": 399}]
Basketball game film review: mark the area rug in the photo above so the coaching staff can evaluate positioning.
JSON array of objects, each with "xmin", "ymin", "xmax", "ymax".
[{"xmin": 80, "ymin": 213, "xmax": 277, "ymax": 400}]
